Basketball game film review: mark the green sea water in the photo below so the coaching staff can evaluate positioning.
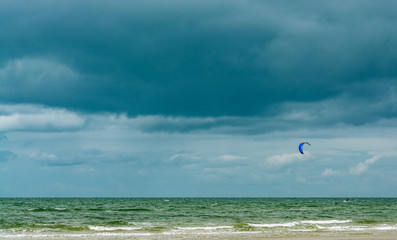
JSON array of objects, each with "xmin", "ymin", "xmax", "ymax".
[{"xmin": 0, "ymin": 198, "xmax": 396, "ymax": 239}]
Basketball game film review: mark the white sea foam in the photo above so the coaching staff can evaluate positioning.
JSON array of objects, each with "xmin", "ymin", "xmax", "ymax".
[
  {"xmin": 375, "ymin": 224, "xmax": 397, "ymax": 231},
  {"xmin": 2, "ymin": 224, "xmax": 397, "ymax": 240},
  {"xmin": 166, "ymin": 225, "xmax": 233, "ymax": 235},
  {"xmin": 0, "ymin": 232, "xmax": 156, "ymax": 239},
  {"xmin": 249, "ymin": 222, "xmax": 298, "ymax": 228},
  {"xmin": 248, "ymin": 220, "xmax": 351, "ymax": 228},
  {"xmin": 94, "ymin": 232, "xmax": 154, "ymax": 237},
  {"xmin": 301, "ymin": 219, "xmax": 352, "ymax": 224},
  {"xmin": 88, "ymin": 226, "xmax": 142, "ymax": 231},
  {"xmin": 247, "ymin": 221, "xmax": 397, "ymax": 233},
  {"xmin": 246, "ymin": 219, "xmax": 397, "ymax": 233},
  {"xmin": 175, "ymin": 226, "xmax": 233, "ymax": 231},
  {"xmin": 318, "ymin": 224, "xmax": 397, "ymax": 232},
  {"xmin": 152, "ymin": 225, "xmax": 235, "ymax": 236},
  {"xmin": 54, "ymin": 208, "xmax": 66, "ymax": 211}
]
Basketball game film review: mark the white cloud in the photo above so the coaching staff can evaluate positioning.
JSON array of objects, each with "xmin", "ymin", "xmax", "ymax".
[
  {"xmin": 0, "ymin": 57, "xmax": 77, "ymax": 85},
  {"xmin": 169, "ymin": 153, "xmax": 201, "ymax": 162},
  {"xmin": 349, "ymin": 156, "xmax": 381, "ymax": 175},
  {"xmin": 0, "ymin": 104, "xmax": 85, "ymax": 132},
  {"xmin": 211, "ymin": 155, "xmax": 247, "ymax": 162},
  {"xmin": 201, "ymin": 166, "xmax": 245, "ymax": 180},
  {"xmin": 321, "ymin": 168, "xmax": 341, "ymax": 177},
  {"xmin": 265, "ymin": 152, "xmax": 309, "ymax": 167},
  {"xmin": 30, "ymin": 151, "xmax": 58, "ymax": 160}
]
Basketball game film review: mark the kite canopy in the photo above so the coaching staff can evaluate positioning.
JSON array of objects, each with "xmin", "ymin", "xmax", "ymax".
[{"xmin": 299, "ymin": 142, "xmax": 311, "ymax": 154}]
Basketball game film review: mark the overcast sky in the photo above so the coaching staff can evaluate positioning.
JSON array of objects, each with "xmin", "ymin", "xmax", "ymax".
[{"xmin": 1, "ymin": 0, "xmax": 397, "ymax": 197}]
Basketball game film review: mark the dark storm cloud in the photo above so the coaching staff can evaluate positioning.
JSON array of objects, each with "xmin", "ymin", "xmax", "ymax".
[{"xmin": 1, "ymin": 0, "xmax": 397, "ymax": 123}]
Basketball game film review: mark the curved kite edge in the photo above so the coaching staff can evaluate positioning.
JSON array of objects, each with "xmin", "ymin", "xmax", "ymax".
[{"xmin": 299, "ymin": 141, "xmax": 310, "ymax": 154}]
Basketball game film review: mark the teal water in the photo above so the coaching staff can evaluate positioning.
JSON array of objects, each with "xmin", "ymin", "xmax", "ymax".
[{"xmin": 0, "ymin": 198, "xmax": 396, "ymax": 239}]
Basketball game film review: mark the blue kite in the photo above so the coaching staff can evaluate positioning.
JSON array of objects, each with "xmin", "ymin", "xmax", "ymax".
[{"xmin": 299, "ymin": 142, "xmax": 311, "ymax": 154}]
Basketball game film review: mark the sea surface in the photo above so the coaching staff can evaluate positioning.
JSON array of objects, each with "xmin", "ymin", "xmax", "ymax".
[{"xmin": 0, "ymin": 198, "xmax": 397, "ymax": 239}]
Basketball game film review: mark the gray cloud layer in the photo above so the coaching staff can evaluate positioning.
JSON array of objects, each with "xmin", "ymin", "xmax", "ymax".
[{"xmin": 1, "ymin": 0, "xmax": 397, "ymax": 124}]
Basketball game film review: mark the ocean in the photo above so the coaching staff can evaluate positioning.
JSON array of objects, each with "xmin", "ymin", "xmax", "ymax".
[{"xmin": 0, "ymin": 198, "xmax": 396, "ymax": 239}]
